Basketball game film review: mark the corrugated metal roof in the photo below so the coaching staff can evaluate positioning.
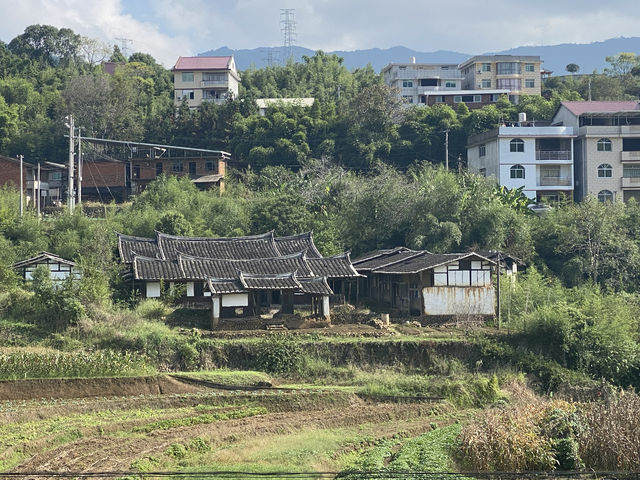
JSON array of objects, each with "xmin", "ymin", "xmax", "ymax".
[
  {"xmin": 274, "ymin": 232, "xmax": 322, "ymax": 258},
  {"xmin": 173, "ymin": 56, "xmax": 232, "ymax": 71}
]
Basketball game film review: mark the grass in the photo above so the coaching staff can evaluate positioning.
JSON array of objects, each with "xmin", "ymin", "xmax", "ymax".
[
  {"xmin": 0, "ymin": 347, "xmax": 154, "ymax": 380},
  {"xmin": 132, "ymin": 406, "xmax": 267, "ymax": 433}
]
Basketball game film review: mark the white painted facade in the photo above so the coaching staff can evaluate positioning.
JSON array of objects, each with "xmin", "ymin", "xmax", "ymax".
[
  {"xmin": 221, "ymin": 293, "xmax": 249, "ymax": 307},
  {"xmin": 422, "ymin": 286, "xmax": 495, "ymax": 316},
  {"xmin": 146, "ymin": 282, "xmax": 161, "ymax": 298},
  {"xmin": 468, "ymin": 126, "xmax": 575, "ymax": 200}
]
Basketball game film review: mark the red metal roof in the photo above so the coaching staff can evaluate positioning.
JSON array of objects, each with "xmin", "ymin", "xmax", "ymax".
[
  {"xmin": 172, "ymin": 56, "xmax": 232, "ymax": 71},
  {"xmin": 561, "ymin": 101, "xmax": 640, "ymax": 116}
]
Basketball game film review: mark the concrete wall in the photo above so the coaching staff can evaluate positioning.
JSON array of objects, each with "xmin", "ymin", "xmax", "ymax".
[{"xmin": 422, "ymin": 286, "xmax": 495, "ymax": 316}]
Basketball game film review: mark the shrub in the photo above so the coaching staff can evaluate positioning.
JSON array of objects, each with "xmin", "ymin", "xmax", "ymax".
[
  {"xmin": 135, "ymin": 299, "xmax": 171, "ymax": 320},
  {"xmin": 254, "ymin": 334, "xmax": 303, "ymax": 374}
]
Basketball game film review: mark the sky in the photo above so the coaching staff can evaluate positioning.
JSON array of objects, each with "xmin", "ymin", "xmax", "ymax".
[{"xmin": 1, "ymin": 0, "xmax": 639, "ymax": 67}]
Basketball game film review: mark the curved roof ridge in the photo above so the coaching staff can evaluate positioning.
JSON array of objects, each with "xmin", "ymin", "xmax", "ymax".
[
  {"xmin": 155, "ymin": 230, "xmax": 274, "ymax": 242},
  {"xmin": 176, "ymin": 250, "xmax": 307, "ymax": 262}
]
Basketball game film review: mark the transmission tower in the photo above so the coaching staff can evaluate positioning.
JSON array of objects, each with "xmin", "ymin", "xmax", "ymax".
[
  {"xmin": 115, "ymin": 37, "xmax": 133, "ymax": 58},
  {"xmin": 262, "ymin": 48, "xmax": 277, "ymax": 67},
  {"xmin": 280, "ymin": 9, "xmax": 297, "ymax": 64}
]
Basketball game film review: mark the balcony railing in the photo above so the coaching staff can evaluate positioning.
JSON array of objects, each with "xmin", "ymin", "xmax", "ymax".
[
  {"xmin": 538, "ymin": 176, "xmax": 572, "ymax": 186},
  {"xmin": 535, "ymin": 150, "xmax": 571, "ymax": 161},
  {"xmin": 622, "ymin": 177, "xmax": 640, "ymax": 188},
  {"xmin": 201, "ymin": 80, "xmax": 228, "ymax": 87},
  {"xmin": 621, "ymin": 151, "xmax": 640, "ymax": 162}
]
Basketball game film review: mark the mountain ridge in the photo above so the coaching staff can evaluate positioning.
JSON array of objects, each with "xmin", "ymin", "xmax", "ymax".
[{"xmin": 200, "ymin": 36, "xmax": 640, "ymax": 75}]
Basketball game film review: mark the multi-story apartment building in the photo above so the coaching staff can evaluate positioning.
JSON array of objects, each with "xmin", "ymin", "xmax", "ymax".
[
  {"xmin": 381, "ymin": 61, "xmax": 463, "ymax": 105},
  {"xmin": 551, "ymin": 101, "xmax": 640, "ymax": 203},
  {"xmin": 467, "ymin": 122, "xmax": 575, "ymax": 202},
  {"xmin": 172, "ymin": 56, "xmax": 240, "ymax": 108},
  {"xmin": 0, "ymin": 155, "xmax": 65, "ymax": 207},
  {"xmin": 383, "ymin": 55, "xmax": 542, "ymax": 108},
  {"xmin": 459, "ymin": 55, "xmax": 542, "ymax": 103}
]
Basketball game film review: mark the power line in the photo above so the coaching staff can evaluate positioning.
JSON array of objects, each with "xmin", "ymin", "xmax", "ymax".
[{"xmin": 280, "ymin": 8, "xmax": 297, "ymax": 64}]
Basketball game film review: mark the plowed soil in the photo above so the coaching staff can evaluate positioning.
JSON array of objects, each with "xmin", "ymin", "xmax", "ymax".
[{"xmin": 2, "ymin": 376, "xmax": 443, "ymax": 478}]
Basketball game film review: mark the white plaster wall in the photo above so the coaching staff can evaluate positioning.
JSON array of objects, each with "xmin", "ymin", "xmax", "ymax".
[
  {"xmin": 186, "ymin": 282, "xmax": 194, "ymax": 297},
  {"xmin": 498, "ymin": 137, "xmax": 537, "ymax": 197},
  {"xmin": 221, "ymin": 293, "xmax": 249, "ymax": 307},
  {"xmin": 422, "ymin": 286, "xmax": 495, "ymax": 316},
  {"xmin": 146, "ymin": 282, "xmax": 161, "ymax": 298}
]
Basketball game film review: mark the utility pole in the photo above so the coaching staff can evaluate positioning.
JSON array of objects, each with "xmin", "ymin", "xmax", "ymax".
[
  {"xmin": 65, "ymin": 115, "xmax": 75, "ymax": 212},
  {"xmin": 496, "ymin": 251, "xmax": 501, "ymax": 329},
  {"xmin": 76, "ymin": 127, "xmax": 83, "ymax": 210},
  {"xmin": 37, "ymin": 162, "xmax": 41, "ymax": 218},
  {"xmin": 18, "ymin": 154, "xmax": 24, "ymax": 217},
  {"xmin": 444, "ymin": 129, "xmax": 449, "ymax": 170}
]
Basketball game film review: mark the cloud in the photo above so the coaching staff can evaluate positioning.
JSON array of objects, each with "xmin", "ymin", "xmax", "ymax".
[
  {"xmin": 1, "ymin": 0, "xmax": 640, "ymax": 64},
  {"xmin": 0, "ymin": 0, "xmax": 191, "ymax": 66}
]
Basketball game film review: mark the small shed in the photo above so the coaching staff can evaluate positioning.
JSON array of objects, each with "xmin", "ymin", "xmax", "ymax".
[{"xmin": 12, "ymin": 252, "xmax": 80, "ymax": 281}]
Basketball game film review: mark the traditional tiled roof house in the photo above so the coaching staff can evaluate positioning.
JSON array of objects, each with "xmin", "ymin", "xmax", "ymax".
[{"xmin": 117, "ymin": 231, "xmax": 360, "ymax": 327}]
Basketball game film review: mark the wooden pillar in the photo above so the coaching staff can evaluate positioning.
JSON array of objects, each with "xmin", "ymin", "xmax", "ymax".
[{"xmin": 281, "ymin": 290, "xmax": 294, "ymax": 314}]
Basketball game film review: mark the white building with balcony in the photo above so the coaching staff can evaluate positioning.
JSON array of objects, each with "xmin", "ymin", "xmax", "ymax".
[
  {"xmin": 467, "ymin": 123, "xmax": 575, "ymax": 202},
  {"xmin": 551, "ymin": 101, "xmax": 640, "ymax": 203},
  {"xmin": 172, "ymin": 56, "xmax": 240, "ymax": 108},
  {"xmin": 381, "ymin": 61, "xmax": 463, "ymax": 105}
]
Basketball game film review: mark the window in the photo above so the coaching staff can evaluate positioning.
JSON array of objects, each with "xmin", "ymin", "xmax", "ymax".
[
  {"xmin": 510, "ymin": 138, "xmax": 525, "ymax": 152},
  {"xmin": 189, "ymin": 162, "xmax": 197, "ymax": 176},
  {"xmin": 497, "ymin": 78, "xmax": 521, "ymax": 90},
  {"xmin": 490, "ymin": 94, "xmax": 501, "ymax": 102},
  {"xmin": 623, "ymin": 166, "xmax": 640, "ymax": 178},
  {"xmin": 525, "ymin": 63, "xmax": 535, "ymax": 72},
  {"xmin": 479, "ymin": 144, "xmax": 486, "ymax": 157},
  {"xmin": 421, "ymin": 78, "xmax": 437, "ymax": 86},
  {"xmin": 598, "ymin": 163, "xmax": 612, "ymax": 177},
  {"xmin": 455, "ymin": 95, "xmax": 482, "ymax": 103},
  {"xmin": 172, "ymin": 159, "xmax": 183, "ymax": 172},
  {"xmin": 156, "ymin": 162, "xmax": 163, "ymax": 176},
  {"xmin": 510, "ymin": 164, "xmax": 525, "ymax": 179},
  {"xmin": 597, "ymin": 138, "xmax": 612, "ymax": 151},
  {"xmin": 497, "ymin": 62, "xmax": 521, "ymax": 75},
  {"xmin": 402, "ymin": 80, "xmax": 413, "ymax": 87},
  {"xmin": 181, "ymin": 72, "xmax": 194, "ymax": 82},
  {"xmin": 179, "ymin": 90, "xmax": 194, "ymax": 100},
  {"xmin": 481, "ymin": 79, "xmax": 491, "ymax": 88},
  {"xmin": 525, "ymin": 79, "xmax": 535, "ymax": 88},
  {"xmin": 445, "ymin": 81, "xmax": 457, "ymax": 88},
  {"xmin": 435, "ymin": 96, "xmax": 444, "ymax": 103},
  {"xmin": 50, "ymin": 171, "xmax": 62, "ymax": 181},
  {"xmin": 598, "ymin": 190, "xmax": 614, "ymax": 202},
  {"xmin": 402, "ymin": 95, "xmax": 414, "ymax": 103},
  {"xmin": 541, "ymin": 167, "xmax": 561, "ymax": 178},
  {"xmin": 479, "ymin": 168, "xmax": 486, "ymax": 176},
  {"xmin": 202, "ymin": 72, "xmax": 225, "ymax": 82},
  {"xmin": 206, "ymin": 161, "xmax": 215, "ymax": 171},
  {"xmin": 481, "ymin": 63, "xmax": 491, "ymax": 72}
]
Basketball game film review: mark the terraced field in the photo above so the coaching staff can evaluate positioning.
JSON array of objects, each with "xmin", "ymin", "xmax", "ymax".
[{"xmin": 1, "ymin": 376, "xmax": 461, "ymax": 477}]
